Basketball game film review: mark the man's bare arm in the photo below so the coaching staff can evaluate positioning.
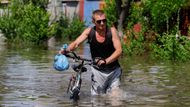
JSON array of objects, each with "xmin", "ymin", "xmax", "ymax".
[
  {"xmin": 105, "ymin": 27, "xmax": 122, "ymax": 64},
  {"xmin": 67, "ymin": 28, "xmax": 91, "ymax": 51}
]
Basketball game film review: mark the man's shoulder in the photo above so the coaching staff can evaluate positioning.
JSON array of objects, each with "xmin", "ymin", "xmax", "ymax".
[
  {"xmin": 110, "ymin": 26, "xmax": 117, "ymax": 32},
  {"xmin": 83, "ymin": 27, "xmax": 93, "ymax": 35}
]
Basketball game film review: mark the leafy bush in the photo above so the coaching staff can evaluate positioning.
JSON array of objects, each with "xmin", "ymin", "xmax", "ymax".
[
  {"xmin": 143, "ymin": 0, "xmax": 187, "ymax": 33},
  {"xmin": 17, "ymin": 3, "xmax": 50, "ymax": 43},
  {"xmin": 103, "ymin": 0, "xmax": 117, "ymax": 27},
  {"xmin": 122, "ymin": 32, "xmax": 145, "ymax": 56},
  {"xmin": 0, "ymin": 14, "xmax": 18, "ymax": 39},
  {"xmin": 151, "ymin": 34, "xmax": 190, "ymax": 61},
  {"xmin": 55, "ymin": 15, "xmax": 69, "ymax": 39},
  {"xmin": 59, "ymin": 15, "xmax": 85, "ymax": 40},
  {"xmin": 0, "ymin": 0, "xmax": 50, "ymax": 44}
]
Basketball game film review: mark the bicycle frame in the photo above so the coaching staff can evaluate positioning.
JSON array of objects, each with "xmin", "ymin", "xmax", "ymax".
[{"xmin": 65, "ymin": 52, "xmax": 92, "ymax": 101}]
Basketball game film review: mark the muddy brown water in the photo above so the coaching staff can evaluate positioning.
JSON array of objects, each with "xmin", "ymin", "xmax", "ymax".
[{"xmin": 0, "ymin": 43, "xmax": 190, "ymax": 107}]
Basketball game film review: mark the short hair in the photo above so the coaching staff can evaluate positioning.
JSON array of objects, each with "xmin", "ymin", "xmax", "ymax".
[{"xmin": 92, "ymin": 9, "xmax": 105, "ymax": 21}]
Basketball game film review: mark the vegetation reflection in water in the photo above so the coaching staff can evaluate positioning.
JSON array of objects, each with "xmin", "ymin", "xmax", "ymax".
[
  {"xmin": 120, "ymin": 56, "xmax": 190, "ymax": 107},
  {"xmin": 0, "ymin": 44, "xmax": 190, "ymax": 107}
]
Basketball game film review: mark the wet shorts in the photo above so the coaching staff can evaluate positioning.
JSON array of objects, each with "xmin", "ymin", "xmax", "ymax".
[{"xmin": 90, "ymin": 66, "xmax": 122, "ymax": 95}]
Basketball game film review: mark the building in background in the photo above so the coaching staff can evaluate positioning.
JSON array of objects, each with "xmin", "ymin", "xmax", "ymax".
[
  {"xmin": 47, "ymin": 0, "xmax": 105, "ymax": 26},
  {"xmin": 82, "ymin": 0, "xmax": 105, "ymax": 26},
  {"xmin": 0, "ymin": 0, "xmax": 9, "ymax": 6},
  {"xmin": 0, "ymin": 0, "xmax": 9, "ymax": 16}
]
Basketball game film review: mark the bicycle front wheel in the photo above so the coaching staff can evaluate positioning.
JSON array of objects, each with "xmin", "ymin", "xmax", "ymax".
[{"xmin": 71, "ymin": 87, "xmax": 80, "ymax": 101}]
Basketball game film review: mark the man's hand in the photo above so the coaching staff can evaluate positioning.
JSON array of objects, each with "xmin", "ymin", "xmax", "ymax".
[
  {"xmin": 94, "ymin": 57, "xmax": 106, "ymax": 66},
  {"xmin": 59, "ymin": 44, "xmax": 69, "ymax": 54},
  {"xmin": 97, "ymin": 59, "xmax": 106, "ymax": 66},
  {"xmin": 59, "ymin": 49, "xmax": 65, "ymax": 54}
]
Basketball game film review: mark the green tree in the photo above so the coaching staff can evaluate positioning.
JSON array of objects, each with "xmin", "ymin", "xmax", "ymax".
[
  {"xmin": 104, "ymin": 0, "xmax": 132, "ymax": 37},
  {"xmin": 0, "ymin": 0, "xmax": 51, "ymax": 44},
  {"xmin": 143, "ymin": 0, "xmax": 187, "ymax": 33},
  {"xmin": 19, "ymin": 0, "xmax": 49, "ymax": 10},
  {"xmin": 115, "ymin": 0, "xmax": 132, "ymax": 37}
]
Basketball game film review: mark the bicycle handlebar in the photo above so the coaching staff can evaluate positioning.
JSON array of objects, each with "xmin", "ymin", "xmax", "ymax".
[{"xmin": 65, "ymin": 51, "xmax": 92, "ymax": 63}]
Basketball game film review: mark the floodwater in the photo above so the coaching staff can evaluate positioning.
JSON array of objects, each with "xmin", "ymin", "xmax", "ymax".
[{"xmin": 0, "ymin": 43, "xmax": 190, "ymax": 107}]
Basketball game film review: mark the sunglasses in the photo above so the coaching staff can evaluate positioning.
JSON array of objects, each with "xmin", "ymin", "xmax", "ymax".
[{"xmin": 96, "ymin": 19, "xmax": 107, "ymax": 24}]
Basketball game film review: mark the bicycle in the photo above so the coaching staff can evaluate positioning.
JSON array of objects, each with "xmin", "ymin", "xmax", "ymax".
[
  {"xmin": 65, "ymin": 51, "xmax": 93, "ymax": 101},
  {"xmin": 57, "ymin": 44, "xmax": 105, "ymax": 101}
]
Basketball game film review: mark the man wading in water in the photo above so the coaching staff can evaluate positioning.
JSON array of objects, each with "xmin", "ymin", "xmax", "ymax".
[{"xmin": 60, "ymin": 9, "xmax": 122, "ymax": 96}]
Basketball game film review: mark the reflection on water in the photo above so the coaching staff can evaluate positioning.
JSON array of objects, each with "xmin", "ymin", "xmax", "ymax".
[{"xmin": 0, "ymin": 43, "xmax": 189, "ymax": 107}]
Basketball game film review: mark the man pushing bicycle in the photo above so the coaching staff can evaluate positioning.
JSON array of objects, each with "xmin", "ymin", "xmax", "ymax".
[{"xmin": 59, "ymin": 9, "xmax": 122, "ymax": 96}]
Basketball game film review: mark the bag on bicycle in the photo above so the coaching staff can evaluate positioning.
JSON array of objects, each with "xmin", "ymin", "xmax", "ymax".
[{"xmin": 53, "ymin": 54, "xmax": 69, "ymax": 71}]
